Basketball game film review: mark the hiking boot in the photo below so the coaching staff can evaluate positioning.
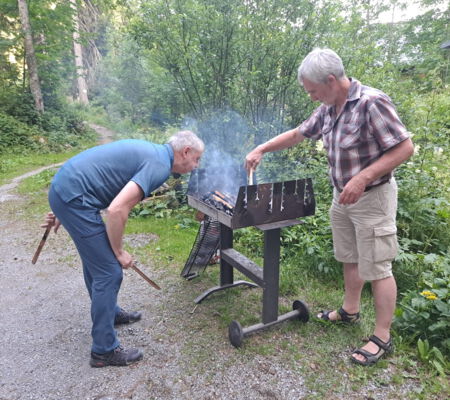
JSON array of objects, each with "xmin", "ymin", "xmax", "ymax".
[
  {"xmin": 114, "ymin": 309, "xmax": 142, "ymax": 326},
  {"xmin": 90, "ymin": 346, "xmax": 143, "ymax": 368}
]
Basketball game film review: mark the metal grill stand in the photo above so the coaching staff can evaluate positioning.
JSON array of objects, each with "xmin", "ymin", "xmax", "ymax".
[
  {"xmin": 195, "ymin": 219, "xmax": 309, "ymax": 348},
  {"xmin": 187, "ymin": 172, "xmax": 315, "ymax": 347}
]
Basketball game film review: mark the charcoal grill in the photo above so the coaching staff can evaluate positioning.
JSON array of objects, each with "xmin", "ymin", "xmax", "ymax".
[{"xmin": 187, "ymin": 168, "xmax": 315, "ymax": 347}]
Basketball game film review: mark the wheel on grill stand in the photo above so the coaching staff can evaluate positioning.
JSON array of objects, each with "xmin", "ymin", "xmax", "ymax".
[
  {"xmin": 293, "ymin": 300, "xmax": 310, "ymax": 323},
  {"xmin": 228, "ymin": 320, "xmax": 244, "ymax": 348}
]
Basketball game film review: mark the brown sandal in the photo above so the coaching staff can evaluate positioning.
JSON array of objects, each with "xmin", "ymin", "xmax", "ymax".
[{"xmin": 317, "ymin": 307, "xmax": 360, "ymax": 324}]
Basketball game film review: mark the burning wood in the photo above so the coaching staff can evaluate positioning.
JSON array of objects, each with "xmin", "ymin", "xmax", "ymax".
[{"xmin": 202, "ymin": 190, "xmax": 235, "ymax": 215}]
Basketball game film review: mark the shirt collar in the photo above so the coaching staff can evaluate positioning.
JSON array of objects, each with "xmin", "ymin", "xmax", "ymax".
[
  {"xmin": 347, "ymin": 77, "xmax": 362, "ymax": 102},
  {"xmin": 164, "ymin": 143, "xmax": 174, "ymax": 168}
]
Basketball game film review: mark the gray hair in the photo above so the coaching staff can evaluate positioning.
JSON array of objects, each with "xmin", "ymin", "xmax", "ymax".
[
  {"xmin": 298, "ymin": 48, "xmax": 346, "ymax": 84},
  {"xmin": 168, "ymin": 130, "xmax": 204, "ymax": 152}
]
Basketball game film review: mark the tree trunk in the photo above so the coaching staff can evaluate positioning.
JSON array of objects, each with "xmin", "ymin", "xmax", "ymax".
[
  {"xmin": 70, "ymin": 0, "xmax": 89, "ymax": 105},
  {"xmin": 17, "ymin": 0, "xmax": 44, "ymax": 112}
]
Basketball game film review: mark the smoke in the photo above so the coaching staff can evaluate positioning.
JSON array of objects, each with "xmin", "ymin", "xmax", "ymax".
[
  {"xmin": 182, "ymin": 108, "xmax": 309, "ymax": 192},
  {"xmin": 181, "ymin": 110, "xmax": 252, "ymax": 196}
]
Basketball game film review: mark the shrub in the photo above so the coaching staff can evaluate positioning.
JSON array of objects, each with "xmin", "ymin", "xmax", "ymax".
[
  {"xmin": 0, "ymin": 112, "xmax": 43, "ymax": 152},
  {"xmin": 393, "ymin": 255, "xmax": 450, "ymax": 358}
]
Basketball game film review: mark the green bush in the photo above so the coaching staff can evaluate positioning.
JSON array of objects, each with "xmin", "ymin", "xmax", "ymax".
[
  {"xmin": 0, "ymin": 89, "xmax": 41, "ymax": 126},
  {"xmin": 0, "ymin": 112, "xmax": 43, "ymax": 152},
  {"xmin": 393, "ymin": 255, "xmax": 450, "ymax": 358}
]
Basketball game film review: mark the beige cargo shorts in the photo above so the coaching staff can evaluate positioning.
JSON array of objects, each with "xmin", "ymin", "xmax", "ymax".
[{"xmin": 330, "ymin": 179, "xmax": 398, "ymax": 281}]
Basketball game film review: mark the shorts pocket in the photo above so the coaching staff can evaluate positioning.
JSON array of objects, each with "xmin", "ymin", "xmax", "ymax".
[{"xmin": 373, "ymin": 225, "xmax": 398, "ymax": 262}]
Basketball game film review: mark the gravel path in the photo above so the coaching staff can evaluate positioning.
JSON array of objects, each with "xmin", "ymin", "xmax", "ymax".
[{"xmin": 0, "ymin": 192, "xmax": 312, "ymax": 400}]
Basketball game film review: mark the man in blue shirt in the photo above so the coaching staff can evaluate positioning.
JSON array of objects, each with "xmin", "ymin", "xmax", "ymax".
[{"xmin": 42, "ymin": 130, "xmax": 204, "ymax": 367}]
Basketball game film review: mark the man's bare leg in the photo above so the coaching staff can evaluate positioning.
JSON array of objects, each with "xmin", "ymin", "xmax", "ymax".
[
  {"xmin": 351, "ymin": 275, "xmax": 397, "ymax": 362},
  {"xmin": 318, "ymin": 262, "xmax": 364, "ymax": 320}
]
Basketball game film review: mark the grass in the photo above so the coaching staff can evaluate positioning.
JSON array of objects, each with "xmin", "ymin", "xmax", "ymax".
[
  {"xmin": 0, "ymin": 147, "xmax": 97, "ymax": 186},
  {"xmin": 7, "ymin": 166, "xmax": 449, "ymax": 400}
]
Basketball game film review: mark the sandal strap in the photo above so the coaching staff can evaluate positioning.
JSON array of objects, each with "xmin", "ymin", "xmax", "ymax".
[
  {"xmin": 318, "ymin": 310, "xmax": 333, "ymax": 321},
  {"xmin": 338, "ymin": 307, "xmax": 360, "ymax": 323},
  {"xmin": 368, "ymin": 335, "xmax": 392, "ymax": 352},
  {"xmin": 351, "ymin": 349, "xmax": 380, "ymax": 365}
]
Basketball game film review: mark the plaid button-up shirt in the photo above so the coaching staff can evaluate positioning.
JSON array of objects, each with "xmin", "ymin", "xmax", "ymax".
[{"xmin": 299, "ymin": 78, "xmax": 410, "ymax": 191}]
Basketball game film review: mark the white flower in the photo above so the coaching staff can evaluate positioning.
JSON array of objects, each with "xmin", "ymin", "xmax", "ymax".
[{"xmin": 434, "ymin": 147, "xmax": 443, "ymax": 155}]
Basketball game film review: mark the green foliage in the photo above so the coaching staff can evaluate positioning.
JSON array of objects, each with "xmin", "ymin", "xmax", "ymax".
[
  {"xmin": 393, "ymin": 256, "xmax": 450, "ymax": 358},
  {"xmin": 0, "ymin": 112, "xmax": 41, "ymax": 151},
  {"xmin": 234, "ymin": 227, "xmax": 263, "ymax": 258},
  {"xmin": 417, "ymin": 338, "xmax": 449, "ymax": 376},
  {"xmin": 0, "ymin": 106, "xmax": 96, "ymax": 156},
  {"xmin": 91, "ymin": 32, "xmax": 183, "ymax": 127},
  {"xmin": 130, "ymin": 197, "xmax": 177, "ymax": 219},
  {"xmin": 0, "ymin": 88, "xmax": 41, "ymax": 126},
  {"xmin": 129, "ymin": 0, "xmax": 343, "ymax": 124}
]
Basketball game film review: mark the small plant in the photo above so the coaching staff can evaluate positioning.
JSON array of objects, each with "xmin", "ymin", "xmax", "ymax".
[{"xmin": 417, "ymin": 338, "xmax": 449, "ymax": 376}]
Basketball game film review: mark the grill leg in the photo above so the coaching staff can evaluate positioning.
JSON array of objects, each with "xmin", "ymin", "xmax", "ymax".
[
  {"xmin": 262, "ymin": 228, "xmax": 280, "ymax": 324},
  {"xmin": 220, "ymin": 224, "xmax": 233, "ymax": 286},
  {"xmin": 194, "ymin": 223, "xmax": 257, "ymax": 304}
]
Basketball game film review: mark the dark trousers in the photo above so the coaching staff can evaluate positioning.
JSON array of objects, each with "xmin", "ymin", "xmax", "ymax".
[{"xmin": 49, "ymin": 186, "xmax": 122, "ymax": 354}]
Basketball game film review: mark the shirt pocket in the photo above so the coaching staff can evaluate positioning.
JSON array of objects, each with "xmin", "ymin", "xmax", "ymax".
[{"xmin": 339, "ymin": 123, "xmax": 363, "ymax": 149}]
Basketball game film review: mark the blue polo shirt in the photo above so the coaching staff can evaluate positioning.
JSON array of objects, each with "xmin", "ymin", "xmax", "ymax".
[{"xmin": 52, "ymin": 139, "xmax": 174, "ymax": 209}]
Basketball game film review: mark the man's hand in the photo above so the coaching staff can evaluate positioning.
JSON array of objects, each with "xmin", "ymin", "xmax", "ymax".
[
  {"xmin": 339, "ymin": 176, "xmax": 367, "ymax": 205},
  {"xmin": 245, "ymin": 146, "xmax": 264, "ymax": 172},
  {"xmin": 116, "ymin": 250, "xmax": 134, "ymax": 269},
  {"xmin": 41, "ymin": 211, "xmax": 61, "ymax": 233},
  {"xmin": 339, "ymin": 138, "xmax": 414, "ymax": 205}
]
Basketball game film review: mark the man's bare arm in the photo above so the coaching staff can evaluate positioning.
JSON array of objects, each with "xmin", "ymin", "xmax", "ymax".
[
  {"xmin": 245, "ymin": 127, "xmax": 305, "ymax": 171},
  {"xmin": 106, "ymin": 181, "xmax": 144, "ymax": 268}
]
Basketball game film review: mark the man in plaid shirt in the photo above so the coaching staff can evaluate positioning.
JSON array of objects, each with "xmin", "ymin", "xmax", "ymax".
[{"xmin": 245, "ymin": 48, "xmax": 414, "ymax": 366}]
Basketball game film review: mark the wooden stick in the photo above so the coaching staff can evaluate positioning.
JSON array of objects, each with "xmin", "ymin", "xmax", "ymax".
[
  {"xmin": 31, "ymin": 225, "xmax": 51, "ymax": 264},
  {"xmin": 213, "ymin": 190, "xmax": 229, "ymax": 201},
  {"xmin": 131, "ymin": 263, "xmax": 161, "ymax": 290},
  {"xmin": 211, "ymin": 194, "xmax": 233, "ymax": 209},
  {"xmin": 248, "ymin": 168, "xmax": 254, "ymax": 185},
  {"xmin": 32, "ymin": 224, "xmax": 161, "ymax": 290}
]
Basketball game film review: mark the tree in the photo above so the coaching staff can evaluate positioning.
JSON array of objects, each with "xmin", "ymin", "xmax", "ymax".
[
  {"xmin": 130, "ymin": 0, "xmax": 344, "ymax": 129},
  {"xmin": 17, "ymin": 0, "xmax": 44, "ymax": 112},
  {"xmin": 70, "ymin": 0, "xmax": 89, "ymax": 105}
]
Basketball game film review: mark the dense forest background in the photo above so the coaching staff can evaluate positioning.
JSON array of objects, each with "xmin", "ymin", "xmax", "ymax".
[{"xmin": 1, "ymin": 0, "xmax": 449, "ymax": 373}]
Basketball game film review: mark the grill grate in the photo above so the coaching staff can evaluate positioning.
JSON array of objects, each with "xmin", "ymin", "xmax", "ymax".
[{"xmin": 180, "ymin": 216, "xmax": 220, "ymax": 280}]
